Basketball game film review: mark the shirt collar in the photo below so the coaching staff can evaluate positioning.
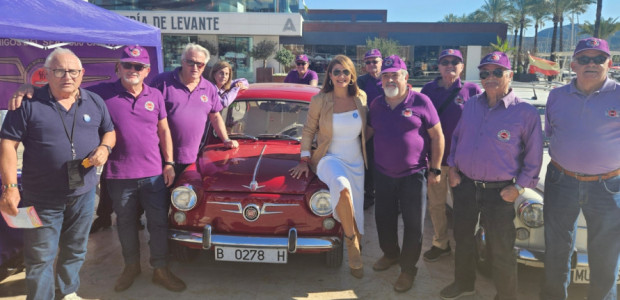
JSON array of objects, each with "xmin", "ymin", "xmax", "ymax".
[
  {"xmin": 480, "ymin": 88, "xmax": 516, "ymax": 109},
  {"xmin": 113, "ymin": 79, "xmax": 151, "ymax": 98},
  {"xmin": 568, "ymin": 77, "xmax": 617, "ymax": 95}
]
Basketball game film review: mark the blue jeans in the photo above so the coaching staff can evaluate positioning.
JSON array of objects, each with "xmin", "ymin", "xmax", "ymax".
[
  {"xmin": 452, "ymin": 176, "xmax": 517, "ymax": 300},
  {"xmin": 541, "ymin": 163, "xmax": 620, "ymax": 300},
  {"xmin": 22, "ymin": 188, "xmax": 95, "ymax": 300},
  {"xmin": 107, "ymin": 175, "xmax": 169, "ymax": 268},
  {"xmin": 374, "ymin": 169, "xmax": 426, "ymax": 275}
]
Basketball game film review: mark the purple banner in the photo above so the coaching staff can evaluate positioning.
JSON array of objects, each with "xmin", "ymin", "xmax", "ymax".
[{"xmin": 0, "ymin": 40, "xmax": 160, "ymax": 109}]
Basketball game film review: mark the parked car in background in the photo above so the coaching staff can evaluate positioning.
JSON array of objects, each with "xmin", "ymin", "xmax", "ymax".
[
  {"xmin": 0, "ymin": 170, "xmax": 24, "ymax": 282},
  {"xmin": 168, "ymin": 83, "xmax": 344, "ymax": 267}
]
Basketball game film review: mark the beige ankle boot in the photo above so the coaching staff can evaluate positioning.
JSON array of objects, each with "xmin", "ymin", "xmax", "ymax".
[{"xmin": 345, "ymin": 234, "xmax": 363, "ymax": 278}]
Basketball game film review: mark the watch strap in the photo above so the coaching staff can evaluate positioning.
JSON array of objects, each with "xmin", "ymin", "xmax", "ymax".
[{"xmin": 100, "ymin": 144, "xmax": 112, "ymax": 155}]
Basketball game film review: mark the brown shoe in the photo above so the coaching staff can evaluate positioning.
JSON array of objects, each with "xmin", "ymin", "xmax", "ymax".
[
  {"xmin": 372, "ymin": 255, "xmax": 399, "ymax": 271},
  {"xmin": 152, "ymin": 267, "xmax": 186, "ymax": 292},
  {"xmin": 114, "ymin": 263, "xmax": 141, "ymax": 292},
  {"xmin": 393, "ymin": 272, "xmax": 415, "ymax": 293}
]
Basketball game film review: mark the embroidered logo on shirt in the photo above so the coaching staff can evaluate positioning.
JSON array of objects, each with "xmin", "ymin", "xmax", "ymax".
[
  {"xmin": 606, "ymin": 108, "xmax": 618, "ymax": 118},
  {"xmin": 402, "ymin": 108, "xmax": 413, "ymax": 117},
  {"xmin": 497, "ymin": 129, "xmax": 511, "ymax": 142},
  {"xmin": 454, "ymin": 96, "xmax": 465, "ymax": 105},
  {"xmin": 145, "ymin": 101, "xmax": 154, "ymax": 111},
  {"xmin": 201, "ymin": 94, "xmax": 209, "ymax": 103},
  {"xmin": 83, "ymin": 114, "xmax": 91, "ymax": 122},
  {"xmin": 353, "ymin": 112, "xmax": 359, "ymax": 118}
]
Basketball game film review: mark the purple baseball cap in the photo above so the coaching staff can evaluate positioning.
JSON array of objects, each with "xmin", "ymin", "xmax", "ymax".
[
  {"xmin": 573, "ymin": 37, "xmax": 610, "ymax": 57},
  {"xmin": 295, "ymin": 54, "xmax": 309, "ymax": 62},
  {"xmin": 478, "ymin": 51, "xmax": 511, "ymax": 70},
  {"xmin": 364, "ymin": 49, "xmax": 382, "ymax": 59},
  {"xmin": 120, "ymin": 45, "xmax": 150, "ymax": 65},
  {"xmin": 438, "ymin": 49, "xmax": 463, "ymax": 62},
  {"xmin": 381, "ymin": 55, "xmax": 407, "ymax": 74}
]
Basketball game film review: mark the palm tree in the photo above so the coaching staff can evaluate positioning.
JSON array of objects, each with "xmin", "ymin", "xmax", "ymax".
[
  {"xmin": 441, "ymin": 13, "xmax": 467, "ymax": 22},
  {"xmin": 531, "ymin": 0, "xmax": 552, "ymax": 54},
  {"xmin": 559, "ymin": 0, "xmax": 593, "ymax": 51},
  {"xmin": 581, "ymin": 17, "xmax": 620, "ymax": 39},
  {"xmin": 507, "ymin": 15, "xmax": 521, "ymax": 69},
  {"xmin": 490, "ymin": 36, "xmax": 517, "ymax": 53},
  {"xmin": 479, "ymin": 0, "xmax": 512, "ymax": 22},
  {"xmin": 594, "ymin": 0, "xmax": 602, "ymax": 37},
  {"xmin": 510, "ymin": 0, "xmax": 535, "ymax": 73}
]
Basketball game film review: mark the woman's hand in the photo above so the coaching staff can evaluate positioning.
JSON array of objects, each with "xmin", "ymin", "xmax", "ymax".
[{"xmin": 289, "ymin": 161, "xmax": 310, "ymax": 179}]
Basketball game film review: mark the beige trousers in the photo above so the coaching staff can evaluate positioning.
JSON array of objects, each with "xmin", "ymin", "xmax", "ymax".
[{"xmin": 427, "ymin": 166, "xmax": 451, "ymax": 249}]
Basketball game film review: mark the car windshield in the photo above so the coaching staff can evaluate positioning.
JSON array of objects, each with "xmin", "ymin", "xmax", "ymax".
[{"xmin": 222, "ymin": 100, "xmax": 309, "ymax": 141}]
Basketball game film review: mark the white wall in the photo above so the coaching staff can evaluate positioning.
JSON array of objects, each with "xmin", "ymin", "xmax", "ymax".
[{"xmin": 466, "ymin": 45, "xmax": 482, "ymax": 82}]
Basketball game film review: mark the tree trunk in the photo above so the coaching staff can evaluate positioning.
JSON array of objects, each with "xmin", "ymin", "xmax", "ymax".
[
  {"xmin": 534, "ymin": 23, "xmax": 539, "ymax": 54},
  {"xmin": 551, "ymin": 15, "xmax": 559, "ymax": 62},
  {"xmin": 559, "ymin": 15, "xmax": 564, "ymax": 52},
  {"xmin": 513, "ymin": 28, "xmax": 518, "ymax": 70},
  {"xmin": 594, "ymin": 0, "xmax": 602, "ymax": 38},
  {"xmin": 518, "ymin": 19, "xmax": 525, "ymax": 74}
]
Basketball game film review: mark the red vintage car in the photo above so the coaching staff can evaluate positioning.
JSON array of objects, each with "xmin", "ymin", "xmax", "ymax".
[{"xmin": 168, "ymin": 83, "xmax": 343, "ymax": 267}]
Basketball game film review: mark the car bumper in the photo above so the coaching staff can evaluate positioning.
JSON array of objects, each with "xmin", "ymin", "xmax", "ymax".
[
  {"xmin": 169, "ymin": 225, "xmax": 341, "ymax": 253},
  {"xmin": 516, "ymin": 247, "xmax": 588, "ymax": 268}
]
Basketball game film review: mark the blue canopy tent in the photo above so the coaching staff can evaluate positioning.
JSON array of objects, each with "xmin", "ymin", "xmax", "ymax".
[{"xmin": 0, "ymin": 0, "xmax": 163, "ymax": 109}]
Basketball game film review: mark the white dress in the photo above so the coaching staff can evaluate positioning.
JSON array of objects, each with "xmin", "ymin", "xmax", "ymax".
[{"xmin": 316, "ymin": 109, "xmax": 365, "ymax": 234}]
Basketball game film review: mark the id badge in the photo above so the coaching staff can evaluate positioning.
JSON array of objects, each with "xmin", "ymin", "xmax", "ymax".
[{"xmin": 67, "ymin": 159, "xmax": 85, "ymax": 189}]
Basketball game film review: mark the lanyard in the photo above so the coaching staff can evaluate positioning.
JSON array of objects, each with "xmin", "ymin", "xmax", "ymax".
[{"xmin": 51, "ymin": 90, "xmax": 80, "ymax": 160}]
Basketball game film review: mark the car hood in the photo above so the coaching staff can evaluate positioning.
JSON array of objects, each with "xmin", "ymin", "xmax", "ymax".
[
  {"xmin": 196, "ymin": 141, "xmax": 316, "ymax": 194},
  {"xmin": 535, "ymin": 149, "xmax": 551, "ymax": 192}
]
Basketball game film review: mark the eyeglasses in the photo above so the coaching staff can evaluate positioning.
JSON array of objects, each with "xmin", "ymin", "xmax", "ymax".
[
  {"xmin": 365, "ymin": 60, "xmax": 380, "ymax": 65},
  {"xmin": 479, "ymin": 68, "xmax": 507, "ymax": 79},
  {"xmin": 121, "ymin": 62, "xmax": 148, "ymax": 71},
  {"xmin": 49, "ymin": 69, "xmax": 81, "ymax": 78},
  {"xmin": 439, "ymin": 59, "xmax": 461, "ymax": 66},
  {"xmin": 575, "ymin": 55, "xmax": 608, "ymax": 65},
  {"xmin": 184, "ymin": 59, "xmax": 206, "ymax": 68},
  {"xmin": 296, "ymin": 62, "xmax": 307, "ymax": 66},
  {"xmin": 332, "ymin": 69, "xmax": 351, "ymax": 77}
]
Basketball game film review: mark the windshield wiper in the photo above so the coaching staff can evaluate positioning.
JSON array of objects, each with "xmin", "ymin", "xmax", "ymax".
[
  {"xmin": 228, "ymin": 133, "xmax": 258, "ymax": 141},
  {"xmin": 257, "ymin": 134, "xmax": 300, "ymax": 142}
]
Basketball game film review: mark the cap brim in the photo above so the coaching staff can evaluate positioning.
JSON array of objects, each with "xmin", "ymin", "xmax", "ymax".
[
  {"xmin": 120, "ymin": 58, "xmax": 150, "ymax": 65},
  {"xmin": 573, "ymin": 48, "xmax": 610, "ymax": 57},
  {"xmin": 438, "ymin": 54, "xmax": 462, "ymax": 61},
  {"xmin": 477, "ymin": 62, "xmax": 510, "ymax": 70},
  {"xmin": 380, "ymin": 67, "xmax": 402, "ymax": 74}
]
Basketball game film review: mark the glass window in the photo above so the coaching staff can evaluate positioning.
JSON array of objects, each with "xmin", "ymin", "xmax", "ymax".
[
  {"xmin": 218, "ymin": 36, "xmax": 253, "ymax": 82},
  {"xmin": 163, "ymin": 35, "xmax": 198, "ymax": 72}
]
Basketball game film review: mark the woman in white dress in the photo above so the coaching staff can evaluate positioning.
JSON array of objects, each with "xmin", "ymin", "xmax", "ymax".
[{"xmin": 289, "ymin": 55, "xmax": 368, "ymax": 278}]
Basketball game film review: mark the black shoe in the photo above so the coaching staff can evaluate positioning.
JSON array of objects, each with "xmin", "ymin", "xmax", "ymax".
[
  {"xmin": 440, "ymin": 282, "xmax": 475, "ymax": 300},
  {"xmin": 423, "ymin": 244, "xmax": 451, "ymax": 262},
  {"xmin": 90, "ymin": 217, "xmax": 111, "ymax": 234}
]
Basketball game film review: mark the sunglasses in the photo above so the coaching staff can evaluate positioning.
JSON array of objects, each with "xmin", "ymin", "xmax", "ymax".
[
  {"xmin": 49, "ymin": 69, "xmax": 81, "ymax": 78},
  {"xmin": 184, "ymin": 59, "xmax": 206, "ymax": 68},
  {"xmin": 575, "ymin": 55, "xmax": 608, "ymax": 65},
  {"xmin": 479, "ymin": 68, "xmax": 506, "ymax": 80},
  {"xmin": 121, "ymin": 62, "xmax": 147, "ymax": 71},
  {"xmin": 296, "ymin": 62, "xmax": 307, "ymax": 66},
  {"xmin": 332, "ymin": 69, "xmax": 351, "ymax": 77},
  {"xmin": 365, "ymin": 60, "xmax": 380, "ymax": 65},
  {"xmin": 439, "ymin": 59, "xmax": 461, "ymax": 66}
]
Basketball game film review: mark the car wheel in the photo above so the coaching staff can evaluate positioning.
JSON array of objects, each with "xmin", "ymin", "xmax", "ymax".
[
  {"xmin": 169, "ymin": 241, "xmax": 200, "ymax": 262},
  {"xmin": 475, "ymin": 227, "xmax": 492, "ymax": 277},
  {"xmin": 324, "ymin": 241, "xmax": 343, "ymax": 268}
]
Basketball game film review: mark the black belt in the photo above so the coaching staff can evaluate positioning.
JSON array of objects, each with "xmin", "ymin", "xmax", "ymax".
[{"xmin": 459, "ymin": 171, "xmax": 515, "ymax": 189}]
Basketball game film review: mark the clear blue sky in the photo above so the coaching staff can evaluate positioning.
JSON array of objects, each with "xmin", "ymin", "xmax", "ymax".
[{"xmin": 303, "ymin": 0, "xmax": 620, "ymax": 37}]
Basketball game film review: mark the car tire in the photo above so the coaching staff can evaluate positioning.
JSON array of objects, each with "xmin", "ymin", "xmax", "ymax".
[
  {"xmin": 324, "ymin": 241, "xmax": 343, "ymax": 268},
  {"xmin": 475, "ymin": 227, "xmax": 492, "ymax": 277},
  {"xmin": 169, "ymin": 241, "xmax": 199, "ymax": 262}
]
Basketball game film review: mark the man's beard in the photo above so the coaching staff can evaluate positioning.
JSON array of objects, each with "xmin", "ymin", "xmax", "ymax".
[
  {"xmin": 122, "ymin": 75, "xmax": 140, "ymax": 85},
  {"xmin": 384, "ymin": 85, "xmax": 399, "ymax": 98}
]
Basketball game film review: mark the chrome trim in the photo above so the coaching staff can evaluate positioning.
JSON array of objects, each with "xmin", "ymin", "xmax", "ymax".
[
  {"xmin": 288, "ymin": 228, "xmax": 298, "ymax": 253},
  {"xmin": 242, "ymin": 145, "xmax": 266, "ymax": 191},
  {"xmin": 203, "ymin": 225, "xmax": 212, "ymax": 249},
  {"xmin": 212, "ymin": 201, "xmax": 299, "ymax": 215},
  {"xmin": 515, "ymin": 248, "xmax": 545, "ymax": 268},
  {"xmin": 212, "ymin": 201, "xmax": 243, "ymax": 213},
  {"xmin": 262, "ymin": 203, "xmax": 299, "ymax": 215},
  {"xmin": 243, "ymin": 204, "xmax": 261, "ymax": 222},
  {"xmin": 169, "ymin": 227, "xmax": 340, "ymax": 253}
]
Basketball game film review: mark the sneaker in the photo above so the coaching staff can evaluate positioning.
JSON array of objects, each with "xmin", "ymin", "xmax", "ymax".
[
  {"xmin": 61, "ymin": 293, "xmax": 82, "ymax": 300},
  {"xmin": 423, "ymin": 244, "xmax": 451, "ymax": 262},
  {"xmin": 440, "ymin": 282, "xmax": 475, "ymax": 300}
]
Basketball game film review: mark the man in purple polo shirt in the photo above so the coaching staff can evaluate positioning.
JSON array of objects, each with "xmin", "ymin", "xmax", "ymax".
[
  {"xmin": 0, "ymin": 48, "xmax": 116, "ymax": 300},
  {"xmin": 150, "ymin": 43, "xmax": 238, "ymax": 176},
  {"xmin": 368, "ymin": 55, "xmax": 444, "ymax": 293},
  {"xmin": 440, "ymin": 52, "xmax": 542, "ymax": 300},
  {"xmin": 357, "ymin": 48, "xmax": 383, "ymax": 210},
  {"xmin": 284, "ymin": 54, "xmax": 318, "ymax": 86},
  {"xmin": 87, "ymin": 45, "xmax": 185, "ymax": 293},
  {"xmin": 541, "ymin": 37, "xmax": 620, "ymax": 300},
  {"xmin": 420, "ymin": 49, "xmax": 481, "ymax": 262}
]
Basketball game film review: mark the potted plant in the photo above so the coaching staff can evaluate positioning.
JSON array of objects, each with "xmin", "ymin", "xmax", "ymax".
[
  {"xmin": 273, "ymin": 48, "xmax": 294, "ymax": 83},
  {"xmin": 250, "ymin": 40, "xmax": 277, "ymax": 83}
]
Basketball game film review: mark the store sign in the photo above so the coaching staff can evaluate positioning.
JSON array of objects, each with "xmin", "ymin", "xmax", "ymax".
[{"xmin": 117, "ymin": 11, "xmax": 303, "ymax": 36}]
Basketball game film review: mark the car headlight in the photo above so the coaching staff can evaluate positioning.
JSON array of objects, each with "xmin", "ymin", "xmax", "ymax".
[
  {"xmin": 518, "ymin": 200, "xmax": 544, "ymax": 228},
  {"xmin": 309, "ymin": 189, "xmax": 332, "ymax": 216},
  {"xmin": 171, "ymin": 185, "xmax": 197, "ymax": 211}
]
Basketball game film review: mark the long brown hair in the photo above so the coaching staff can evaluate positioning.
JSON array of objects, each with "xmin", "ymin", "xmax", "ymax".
[
  {"xmin": 209, "ymin": 61, "xmax": 233, "ymax": 90},
  {"xmin": 320, "ymin": 55, "xmax": 359, "ymax": 97}
]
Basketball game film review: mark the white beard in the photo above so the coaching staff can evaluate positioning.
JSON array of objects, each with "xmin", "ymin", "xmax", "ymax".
[{"xmin": 384, "ymin": 86, "xmax": 399, "ymax": 98}]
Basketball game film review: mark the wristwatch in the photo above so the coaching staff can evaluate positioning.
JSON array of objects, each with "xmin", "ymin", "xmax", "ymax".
[
  {"xmin": 429, "ymin": 168, "xmax": 442, "ymax": 176},
  {"xmin": 100, "ymin": 144, "xmax": 112, "ymax": 155},
  {"xmin": 514, "ymin": 183, "xmax": 525, "ymax": 195},
  {"xmin": 164, "ymin": 161, "xmax": 175, "ymax": 167},
  {"xmin": 2, "ymin": 183, "xmax": 18, "ymax": 191}
]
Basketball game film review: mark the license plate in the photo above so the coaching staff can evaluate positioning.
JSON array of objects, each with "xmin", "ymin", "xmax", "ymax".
[
  {"xmin": 572, "ymin": 266, "xmax": 620, "ymax": 284},
  {"xmin": 214, "ymin": 247, "xmax": 287, "ymax": 264}
]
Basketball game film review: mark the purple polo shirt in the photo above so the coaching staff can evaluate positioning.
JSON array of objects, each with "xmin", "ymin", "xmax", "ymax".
[
  {"xmin": 0, "ymin": 86, "xmax": 114, "ymax": 197},
  {"xmin": 357, "ymin": 73, "xmax": 383, "ymax": 105},
  {"xmin": 284, "ymin": 69, "xmax": 318, "ymax": 85},
  {"xmin": 546, "ymin": 78, "xmax": 620, "ymax": 174},
  {"xmin": 150, "ymin": 68, "xmax": 223, "ymax": 164},
  {"xmin": 368, "ymin": 89, "xmax": 440, "ymax": 178},
  {"xmin": 447, "ymin": 90, "xmax": 543, "ymax": 188},
  {"xmin": 88, "ymin": 81, "xmax": 167, "ymax": 179},
  {"xmin": 421, "ymin": 78, "xmax": 481, "ymax": 165}
]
